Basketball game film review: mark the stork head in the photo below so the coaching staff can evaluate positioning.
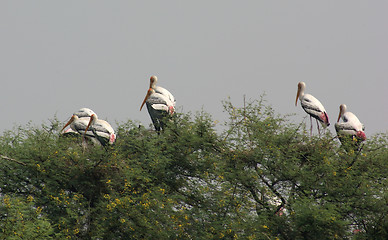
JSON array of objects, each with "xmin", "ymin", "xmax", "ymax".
[
  {"xmin": 149, "ymin": 75, "xmax": 158, "ymax": 88},
  {"xmin": 84, "ymin": 114, "xmax": 98, "ymax": 134},
  {"xmin": 140, "ymin": 88, "xmax": 155, "ymax": 111},
  {"xmin": 337, "ymin": 104, "xmax": 347, "ymax": 122},
  {"xmin": 61, "ymin": 115, "xmax": 78, "ymax": 132},
  {"xmin": 295, "ymin": 82, "xmax": 306, "ymax": 106}
]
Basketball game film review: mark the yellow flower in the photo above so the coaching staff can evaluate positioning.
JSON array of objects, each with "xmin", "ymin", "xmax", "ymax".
[
  {"xmin": 36, "ymin": 206, "xmax": 43, "ymax": 214},
  {"xmin": 3, "ymin": 195, "xmax": 10, "ymax": 207},
  {"xmin": 106, "ymin": 204, "xmax": 113, "ymax": 211},
  {"xmin": 120, "ymin": 218, "xmax": 126, "ymax": 223},
  {"xmin": 263, "ymin": 225, "xmax": 269, "ymax": 229}
]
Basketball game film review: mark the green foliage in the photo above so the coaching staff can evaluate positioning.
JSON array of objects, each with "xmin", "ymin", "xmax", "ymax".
[
  {"xmin": 0, "ymin": 194, "xmax": 56, "ymax": 239},
  {"xmin": 0, "ymin": 97, "xmax": 387, "ymax": 239}
]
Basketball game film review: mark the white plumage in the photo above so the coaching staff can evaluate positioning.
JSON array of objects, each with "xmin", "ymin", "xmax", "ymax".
[
  {"xmin": 140, "ymin": 76, "xmax": 175, "ymax": 132},
  {"xmin": 150, "ymin": 75, "xmax": 176, "ymax": 107},
  {"xmin": 335, "ymin": 104, "xmax": 366, "ymax": 141},
  {"xmin": 62, "ymin": 108, "xmax": 116, "ymax": 146},
  {"xmin": 295, "ymin": 82, "xmax": 330, "ymax": 135}
]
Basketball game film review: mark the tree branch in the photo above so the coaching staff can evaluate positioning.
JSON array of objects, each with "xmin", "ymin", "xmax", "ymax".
[
  {"xmin": 0, "ymin": 155, "xmax": 27, "ymax": 166},
  {"xmin": 255, "ymin": 165, "xmax": 287, "ymax": 207}
]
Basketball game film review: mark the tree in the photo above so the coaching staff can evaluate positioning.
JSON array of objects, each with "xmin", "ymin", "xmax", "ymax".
[{"xmin": 0, "ymin": 96, "xmax": 387, "ymax": 239}]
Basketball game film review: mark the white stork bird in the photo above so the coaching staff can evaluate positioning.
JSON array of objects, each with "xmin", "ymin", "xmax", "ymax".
[
  {"xmin": 140, "ymin": 76, "xmax": 175, "ymax": 133},
  {"xmin": 335, "ymin": 104, "xmax": 366, "ymax": 142},
  {"xmin": 295, "ymin": 82, "xmax": 330, "ymax": 135},
  {"xmin": 62, "ymin": 108, "xmax": 116, "ymax": 146}
]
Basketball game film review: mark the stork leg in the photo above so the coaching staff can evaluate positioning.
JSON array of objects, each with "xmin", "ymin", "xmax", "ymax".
[
  {"xmin": 310, "ymin": 116, "xmax": 313, "ymax": 136},
  {"xmin": 316, "ymin": 119, "xmax": 321, "ymax": 136},
  {"xmin": 81, "ymin": 135, "xmax": 88, "ymax": 152}
]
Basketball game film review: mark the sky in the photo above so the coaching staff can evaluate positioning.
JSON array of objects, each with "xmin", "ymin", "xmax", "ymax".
[{"xmin": 1, "ymin": 1, "xmax": 387, "ymax": 137}]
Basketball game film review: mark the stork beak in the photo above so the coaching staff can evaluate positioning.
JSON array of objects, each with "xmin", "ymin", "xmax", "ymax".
[
  {"xmin": 84, "ymin": 114, "xmax": 95, "ymax": 134},
  {"xmin": 140, "ymin": 89, "xmax": 152, "ymax": 111},
  {"xmin": 295, "ymin": 88, "xmax": 301, "ymax": 106},
  {"xmin": 61, "ymin": 115, "xmax": 75, "ymax": 132}
]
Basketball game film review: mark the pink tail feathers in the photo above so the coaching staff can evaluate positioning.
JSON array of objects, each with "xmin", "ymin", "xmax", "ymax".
[
  {"xmin": 356, "ymin": 131, "xmax": 366, "ymax": 141},
  {"xmin": 109, "ymin": 133, "xmax": 116, "ymax": 144},
  {"xmin": 320, "ymin": 112, "xmax": 330, "ymax": 127}
]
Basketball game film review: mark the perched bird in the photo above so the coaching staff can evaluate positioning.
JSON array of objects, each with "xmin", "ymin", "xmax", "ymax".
[
  {"xmin": 84, "ymin": 114, "xmax": 116, "ymax": 146},
  {"xmin": 335, "ymin": 104, "xmax": 366, "ymax": 145},
  {"xmin": 62, "ymin": 108, "xmax": 116, "ymax": 146},
  {"xmin": 140, "ymin": 76, "xmax": 175, "ymax": 132},
  {"xmin": 295, "ymin": 82, "xmax": 330, "ymax": 135}
]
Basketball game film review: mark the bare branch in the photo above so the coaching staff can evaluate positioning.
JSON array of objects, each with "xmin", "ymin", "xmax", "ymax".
[{"xmin": 0, "ymin": 155, "xmax": 27, "ymax": 166}]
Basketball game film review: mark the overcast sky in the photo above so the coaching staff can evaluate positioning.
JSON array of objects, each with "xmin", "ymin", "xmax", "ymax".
[{"xmin": 1, "ymin": 1, "xmax": 387, "ymax": 137}]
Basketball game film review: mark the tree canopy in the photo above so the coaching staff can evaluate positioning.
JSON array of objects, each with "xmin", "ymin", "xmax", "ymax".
[{"xmin": 1, "ymin": 97, "xmax": 387, "ymax": 239}]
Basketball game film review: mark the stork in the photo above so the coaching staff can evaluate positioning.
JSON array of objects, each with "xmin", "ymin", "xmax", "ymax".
[
  {"xmin": 295, "ymin": 82, "xmax": 330, "ymax": 135},
  {"xmin": 62, "ymin": 108, "xmax": 115, "ymax": 146},
  {"xmin": 84, "ymin": 114, "xmax": 116, "ymax": 146},
  {"xmin": 140, "ymin": 76, "xmax": 175, "ymax": 133},
  {"xmin": 335, "ymin": 104, "xmax": 366, "ymax": 145}
]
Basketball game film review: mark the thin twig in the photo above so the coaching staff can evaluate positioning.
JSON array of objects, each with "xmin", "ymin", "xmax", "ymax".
[
  {"xmin": 0, "ymin": 155, "xmax": 27, "ymax": 166},
  {"xmin": 348, "ymin": 143, "xmax": 365, "ymax": 168}
]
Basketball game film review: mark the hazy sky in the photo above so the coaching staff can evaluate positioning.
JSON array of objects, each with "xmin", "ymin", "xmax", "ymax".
[{"xmin": 1, "ymin": 1, "xmax": 387, "ymax": 136}]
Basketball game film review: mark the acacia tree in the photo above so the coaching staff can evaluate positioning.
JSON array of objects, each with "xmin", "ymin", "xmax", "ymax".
[
  {"xmin": 219, "ymin": 97, "xmax": 388, "ymax": 239},
  {"xmin": 0, "ymin": 96, "xmax": 387, "ymax": 239}
]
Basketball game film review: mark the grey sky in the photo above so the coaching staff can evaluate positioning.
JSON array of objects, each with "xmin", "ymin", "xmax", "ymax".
[{"xmin": 1, "ymin": 1, "xmax": 387, "ymax": 136}]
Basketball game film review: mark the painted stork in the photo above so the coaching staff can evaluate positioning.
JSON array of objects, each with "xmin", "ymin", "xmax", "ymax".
[
  {"xmin": 84, "ymin": 114, "xmax": 116, "ymax": 146},
  {"xmin": 140, "ymin": 76, "xmax": 175, "ymax": 132},
  {"xmin": 62, "ymin": 108, "xmax": 116, "ymax": 146},
  {"xmin": 335, "ymin": 104, "xmax": 366, "ymax": 144},
  {"xmin": 295, "ymin": 82, "xmax": 330, "ymax": 135}
]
